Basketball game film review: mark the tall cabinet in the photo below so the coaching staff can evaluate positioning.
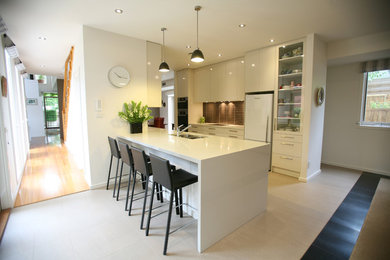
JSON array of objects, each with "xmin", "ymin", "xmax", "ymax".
[{"xmin": 271, "ymin": 35, "xmax": 327, "ymax": 182}]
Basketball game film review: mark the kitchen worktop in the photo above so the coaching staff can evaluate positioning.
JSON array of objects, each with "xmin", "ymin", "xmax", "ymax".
[{"xmin": 118, "ymin": 127, "xmax": 266, "ymax": 163}]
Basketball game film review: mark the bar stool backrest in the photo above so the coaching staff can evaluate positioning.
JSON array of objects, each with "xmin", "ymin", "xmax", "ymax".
[
  {"xmin": 118, "ymin": 141, "xmax": 133, "ymax": 167},
  {"xmin": 108, "ymin": 136, "xmax": 121, "ymax": 159},
  {"xmin": 149, "ymin": 154, "xmax": 173, "ymax": 190},
  {"xmin": 131, "ymin": 147, "xmax": 151, "ymax": 176}
]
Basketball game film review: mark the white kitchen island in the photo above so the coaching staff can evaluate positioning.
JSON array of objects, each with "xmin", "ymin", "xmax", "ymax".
[{"xmin": 119, "ymin": 127, "xmax": 270, "ymax": 253}]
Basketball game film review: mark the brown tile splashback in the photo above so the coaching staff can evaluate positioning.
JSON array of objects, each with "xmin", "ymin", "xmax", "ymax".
[{"xmin": 203, "ymin": 101, "xmax": 244, "ymax": 125}]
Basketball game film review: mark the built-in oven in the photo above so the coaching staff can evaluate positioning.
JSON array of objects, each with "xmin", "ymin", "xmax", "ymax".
[{"xmin": 177, "ymin": 97, "xmax": 188, "ymax": 128}]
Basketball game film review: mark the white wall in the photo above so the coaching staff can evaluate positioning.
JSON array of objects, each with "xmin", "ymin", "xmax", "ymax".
[
  {"xmin": 322, "ymin": 62, "xmax": 390, "ymax": 175},
  {"xmin": 25, "ymin": 79, "xmax": 45, "ymax": 138},
  {"xmin": 300, "ymin": 34, "xmax": 327, "ymax": 181},
  {"xmin": 82, "ymin": 26, "xmax": 150, "ymax": 187},
  {"xmin": 66, "ymin": 26, "xmax": 90, "ymax": 184},
  {"xmin": 327, "ymin": 30, "xmax": 390, "ymax": 66}
]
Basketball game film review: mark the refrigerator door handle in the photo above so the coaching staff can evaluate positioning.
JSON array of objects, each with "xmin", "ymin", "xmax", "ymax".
[{"xmin": 266, "ymin": 116, "xmax": 269, "ymax": 143}]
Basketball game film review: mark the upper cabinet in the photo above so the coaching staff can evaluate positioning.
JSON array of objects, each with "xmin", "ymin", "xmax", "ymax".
[
  {"xmin": 194, "ymin": 57, "xmax": 245, "ymax": 103},
  {"xmin": 245, "ymin": 46, "xmax": 276, "ymax": 93},
  {"xmin": 146, "ymin": 42, "xmax": 162, "ymax": 107}
]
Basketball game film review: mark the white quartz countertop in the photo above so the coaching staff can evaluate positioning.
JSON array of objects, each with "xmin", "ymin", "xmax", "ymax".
[{"xmin": 118, "ymin": 128, "xmax": 268, "ymax": 163}]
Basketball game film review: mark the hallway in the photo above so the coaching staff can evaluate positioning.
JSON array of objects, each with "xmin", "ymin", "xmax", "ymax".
[{"xmin": 14, "ymin": 130, "xmax": 89, "ymax": 207}]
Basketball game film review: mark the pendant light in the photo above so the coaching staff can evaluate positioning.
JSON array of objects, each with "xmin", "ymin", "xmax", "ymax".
[
  {"xmin": 159, "ymin": 27, "xmax": 170, "ymax": 72},
  {"xmin": 191, "ymin": 6, "xmax": 204, "ymax": 63}
]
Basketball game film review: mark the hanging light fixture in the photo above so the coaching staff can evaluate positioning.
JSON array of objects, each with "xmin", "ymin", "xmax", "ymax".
[
  {"xmin": 191, "ymin": 6, "xmax": 204, "ymax": 63},
  {"xmin": 159, "ymin": 27, "xmax": 170, "ymax": 72}
]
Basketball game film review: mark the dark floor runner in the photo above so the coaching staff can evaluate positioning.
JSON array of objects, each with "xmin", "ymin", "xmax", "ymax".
[{"xmin": 301, "ymin": 172, "xmax": 380, "ymax": 260}]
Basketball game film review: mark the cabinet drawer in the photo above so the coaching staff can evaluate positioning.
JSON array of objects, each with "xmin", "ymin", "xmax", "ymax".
[
  {"xmin": 273, "ymin": 139, "xmax": 302, "ymax": 156},
  {"xmin": 272, "ymin": 153, "xmax": 301, "ymax": 172},
  {"xmin": 273, "ymin": 133, "xmax": 302, "ymax": 143}
]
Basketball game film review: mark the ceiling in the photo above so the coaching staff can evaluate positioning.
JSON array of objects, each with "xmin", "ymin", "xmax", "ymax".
[{"xmin": 1, "ymin": 0, "xmax": 389, "ymax": 77}]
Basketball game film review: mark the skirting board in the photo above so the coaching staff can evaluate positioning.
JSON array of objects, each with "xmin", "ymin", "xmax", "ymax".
[
  {"xmin": 90, "ymin": 175, "xmax": 130, "ymax": 190},
  {"xmin": 321, "ymin": 161, "xmax": 390, "ymax": 177},
  {"xmin": 299, "ymin": 169, "xmax": 321, "ymax": 182}
]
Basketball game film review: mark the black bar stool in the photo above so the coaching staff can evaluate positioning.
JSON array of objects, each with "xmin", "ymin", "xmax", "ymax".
[
  {"xmin": 107, "ymin": 137, "xmax": 121, "ymax": 197},
  {"xmin": 129, "ymin": 147, "xmax": 163, "ymax": 229},
  {"xmin": 146, "ymin": 153, "xmax": 198, "ymax": 255},
  {"xmin": 117, "ymin": 141, "xmax": 135, "ymax": 202}
]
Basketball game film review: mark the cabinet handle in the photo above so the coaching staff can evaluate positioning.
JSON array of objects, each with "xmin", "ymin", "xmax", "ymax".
[
  {"xmin": 229, "ymin": 130, "xmax": 238, "ymax": 133},
  {"xmin": 281, "ymin": 136, "xmax": 294, "ymax": 139},
  {"xmin": 209, "ymin": 128, "xmax": 216, "ymax": 130},
  {"xmin": 280, "ymin": 156, "xmax": 293, "ymax": 160},
  {"xmin": 281, "ymin": 142, "xmax": 294, "ymax": 146},
  {"xmin": 229, "ymin": 136, "xmax": 238, "ymax": 138},
  {"xmin": 209, "ymin": 133, "xmax": 216, "ymax": 135}
]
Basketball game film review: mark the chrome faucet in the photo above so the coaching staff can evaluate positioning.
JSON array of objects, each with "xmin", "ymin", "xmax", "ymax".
[{"xmin": 176, "ymin": 124, "xmax": 192, "ymax": 136}]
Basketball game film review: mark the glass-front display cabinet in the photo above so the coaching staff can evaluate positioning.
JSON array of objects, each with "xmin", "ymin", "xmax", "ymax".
[{"xmin": 276, "ymin": 42, "xmax": 303, "ymax": 132}]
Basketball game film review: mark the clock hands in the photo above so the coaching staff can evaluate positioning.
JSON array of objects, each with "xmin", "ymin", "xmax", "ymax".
[{"xmin": 114, "ymin": 72, "xmax": 128, "ymax": 79}]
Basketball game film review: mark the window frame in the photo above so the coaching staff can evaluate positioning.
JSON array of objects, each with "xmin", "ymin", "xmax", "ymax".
[{"xmin": 360, "ymin": 71, "xmax": 390, "ymax": 128}]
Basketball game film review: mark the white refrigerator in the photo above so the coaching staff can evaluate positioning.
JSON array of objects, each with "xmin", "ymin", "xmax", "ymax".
[{"xmin": 244, "ymin": 93, "xmax": 274, "ymax": 143}]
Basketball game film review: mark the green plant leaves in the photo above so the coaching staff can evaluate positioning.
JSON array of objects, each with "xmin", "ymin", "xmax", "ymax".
[{"xmin": 118, "ymin": 101, "xmax": 153, "ymax": 124}]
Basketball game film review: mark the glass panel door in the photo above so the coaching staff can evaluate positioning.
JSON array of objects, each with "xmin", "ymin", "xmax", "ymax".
[
  {"xmin": 43, "ymin": 93, "xmax": 60, "ymax": 128},
  {"xmin": 276, "ymin": 42, "xmax": 303, "ymax": 132}
]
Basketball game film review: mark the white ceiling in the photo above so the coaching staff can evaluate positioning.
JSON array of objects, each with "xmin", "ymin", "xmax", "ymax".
[{"xmin": 1, "ymin": 0, "xmax": 389, "ymax": 77}]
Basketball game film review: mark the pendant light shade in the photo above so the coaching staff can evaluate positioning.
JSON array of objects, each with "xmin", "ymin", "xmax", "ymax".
[
  {"xmin": 191, "ymin": 6, "xmax": 204, "ymax": 63},
  {"xmin": 159, "ymin": 61, "xmax": 170, "ymax": 72},
  {"xmin": 159, "ymin": 27, "xmax": 170, "ymax": 72},
  {"xmin": 191, "ymin": 49, "xmax": 204, "ymax": 63}
]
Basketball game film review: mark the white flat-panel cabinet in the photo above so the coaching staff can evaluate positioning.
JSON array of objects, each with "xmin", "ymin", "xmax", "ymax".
[
  {"xmin": 194, "ymin": 58, "xmax": 245, "ymax": 102},
  {"xmin": 245, "ymin": 46, "xmax": 276, "ymax": 93},
  {"xmin": 146, "ymin": 42, "xmax": 162, "ymax": 107}
]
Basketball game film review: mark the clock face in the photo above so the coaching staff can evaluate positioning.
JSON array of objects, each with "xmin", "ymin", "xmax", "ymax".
[{"xmin": 108, "ymin": 66, "xmax": 130, "ymax": 88}]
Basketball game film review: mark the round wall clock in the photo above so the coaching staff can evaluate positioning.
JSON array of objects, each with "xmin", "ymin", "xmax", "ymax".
[
  {"xmin": 315, "ymin": 87, "xmax": 325, "ymax": 106},
  {"xmin": 108, "ymin": 66, "xmax": 130, "ymax": 88}
]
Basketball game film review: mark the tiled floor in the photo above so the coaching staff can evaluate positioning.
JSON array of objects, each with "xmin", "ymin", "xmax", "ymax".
[{"xmin": 0, "ymin": 165, "xmax": 373, "ymax": 259}]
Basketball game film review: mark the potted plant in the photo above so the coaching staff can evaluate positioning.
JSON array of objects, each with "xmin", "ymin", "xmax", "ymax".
[
  {"xmin": 118, "ymin": 101, "xmax": 153, "ymax": 133},
  {"xmin": 37, "ymin": 75, "xmax": 45, "ymax": 83}
]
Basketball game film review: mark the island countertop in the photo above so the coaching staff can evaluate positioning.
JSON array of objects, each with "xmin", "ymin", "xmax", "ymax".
[{"xmin": 118, "ymin": 127, "xmax": 269, "ymax": 163}]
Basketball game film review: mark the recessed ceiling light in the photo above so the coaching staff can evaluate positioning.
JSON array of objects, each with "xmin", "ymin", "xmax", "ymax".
[
  {"xmin": 147, "ymin": 61, "xmax": 151, "ymax": 65},
  {"xmin": 238, "ymin": 24, "xmax": 246, "ymax": 28},
  {"xmin": 114, "ymin": 9, "xmax": 123, "ymax": 14},
  {"xmin": 282, "ymin": 45, "xmax": 286, "ymax": 48},
  {"xmin": 187, "ymin": 63, "xmax": 190, "ymax": 66},
  {"xmin": 186, "ymin": 45, "xmax": 191, "ymax": 49},
  {"xmin": 38, "ymin": 36, "xmax": 47, "ymax": 40},
  {"xmin": 218, "ymin": 54, "xmax": 222, "ymax": 57},
  {"xmin": 251, "ymin": 63, "xmax": 255, "ymax": 67},
  {"xmin": 270, "ymin": 39, "xmax": 274, "ymax": 43},
  {"xmin": 241, "ymin": 60, "xmax": 244, "ymax": 64},
  {"xmin": 210, "ymin": 68, "xmax": 213, "ymax": 71}
]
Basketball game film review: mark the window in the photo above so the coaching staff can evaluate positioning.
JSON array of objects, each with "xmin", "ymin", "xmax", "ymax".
[{"xmin": 361, "ymin": 69, "xmax": 390, "ymax": 127}]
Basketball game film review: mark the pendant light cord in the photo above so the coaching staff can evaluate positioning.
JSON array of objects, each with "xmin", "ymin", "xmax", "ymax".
[
  {"xmin": 163, "ymin": 29, "xmax": 165, "ymax": 61},
  {"xmin": 196, "ymin": 9, "xmax": 199, "ymax": 49}
]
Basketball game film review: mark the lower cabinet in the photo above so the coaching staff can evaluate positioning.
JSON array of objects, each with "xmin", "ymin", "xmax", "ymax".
[
  {"xmin": 272, "ymin": 132, "xmax": 302, "ymax": 177},
  {"xmin": 190, "ymin": 124, "xmax": 244, "ymax": 139}
]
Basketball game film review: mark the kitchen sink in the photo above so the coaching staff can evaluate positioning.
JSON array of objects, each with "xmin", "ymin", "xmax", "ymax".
[{"xmin": 171, "ymin": 133, "xmax": 206, "ymax": 139}]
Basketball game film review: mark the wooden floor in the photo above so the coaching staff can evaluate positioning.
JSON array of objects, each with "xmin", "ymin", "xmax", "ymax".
[{"xmin": 14, "ymin": 132, "xmax": 89, "ymax": 207}]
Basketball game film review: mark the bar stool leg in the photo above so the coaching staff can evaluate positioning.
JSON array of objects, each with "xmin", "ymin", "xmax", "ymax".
[
  {"xmin": 116, "ymin": 161, "xmax": 124, "ymax": 201},
  {"xmin": 128, "ymin": 171, "xmax": 137, "ymax": 216},
  {"xmin": 113, "ymin": 157, "xmax": 120, "ymax": 197},
  {"xmin": 174, "ymin": 191, "xmax": 179, "ymax": 215},
  {"xmin": 145, "ymin": 182, "xmax": 156, "ymax": 236},
  {"xmin": 125, "ymin": 166, "xmax": 133, "ymax": 211},
  {"xmin": 106, "ymin": 155, "xmax": 113, "ymax": 190},
  {"xmin": 160, "ymin": 184, "xmax": 164, "ymax": 203},
  {"xmin": 179, "ymin": 188, "xmax": 183, "ymax": 218},
  {"xmin": 163, "ymin": 190, "xmax": 175, "ymax": 255},
  {"xmin": 156, "ymin": 181, "xmax": 161, "ymax": 201},
  {"xmin": 140, "ymin": 175, "xmax": 150, "ymax": 229}
]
